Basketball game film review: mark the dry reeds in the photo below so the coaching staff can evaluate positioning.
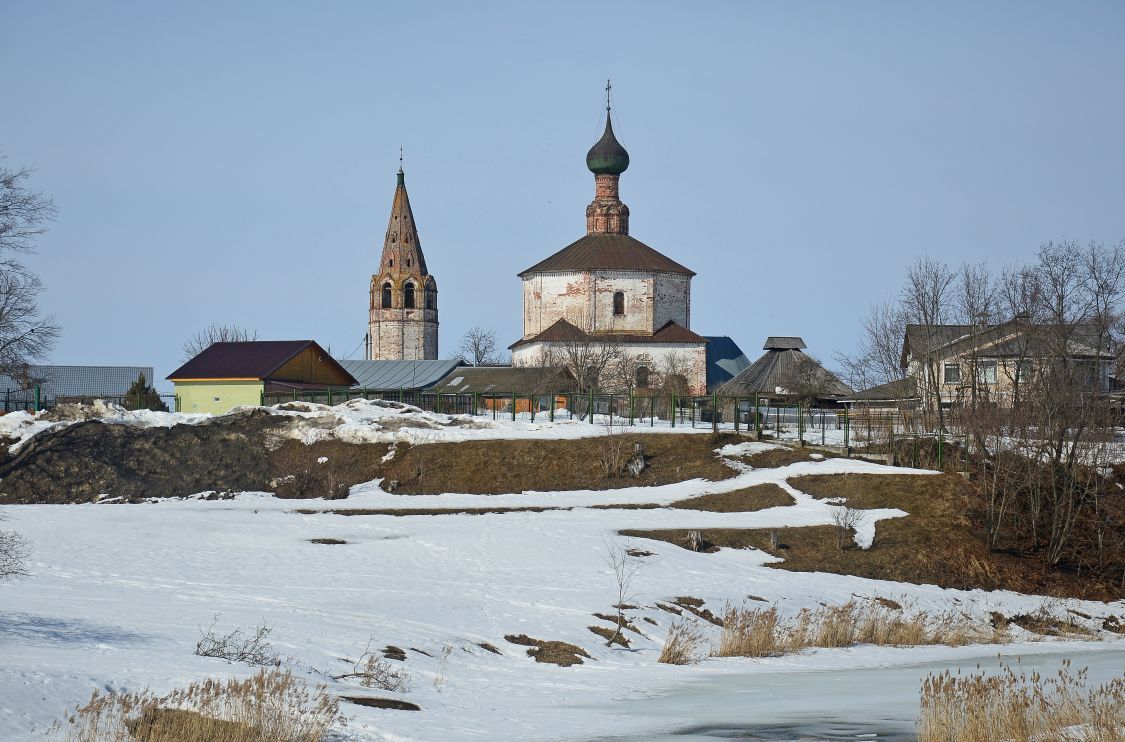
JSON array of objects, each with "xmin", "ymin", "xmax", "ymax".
[
  {"xmin": 658, "ymin": 620, "xmax": 706, "ymax": 665},
  {"xmin": 715, "ymin": 600, "xmax": 1008, "ymax": 657},
  {"xmin": 919, "ymin": 659, "xmax": 1125, "ymax": 742},
  {"xmin": 50, "ymin": 668, "xmax": 339, "ymax": 742}
]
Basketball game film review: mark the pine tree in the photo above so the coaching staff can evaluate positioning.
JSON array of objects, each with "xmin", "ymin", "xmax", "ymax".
[{"xmin": 122, "ymin": 373, "xmax": 168, "ymax": 412}]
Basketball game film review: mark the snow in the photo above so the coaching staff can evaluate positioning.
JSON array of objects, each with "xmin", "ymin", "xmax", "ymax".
[{"xmin": 1, "ymin": 402, "xmax": 1123, "ymax": 740}]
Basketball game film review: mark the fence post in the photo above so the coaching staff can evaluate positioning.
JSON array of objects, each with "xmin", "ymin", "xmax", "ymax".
[
  {"xmin": 589, "ymin": 389, "xmax": 594, "ymax": 424},
  {"xmin": 937, "ymin": 428, "xmax": 944, "ymax": 469},
  {"xmin": 712, "ymin": 392, "xmax": 719, "ymax": 435},
  {"xmin": 33, "ymin": 385, "xmax": 41, "ymax": 412},
  {"xmin": 327, "ymin": 387, "xmax": 333, "ymax": 406},
  {"xmin": 844, "ymin": 407, "xmax": 850, "ymax": 452},
  {"xmin": 650, "ymin": 395, "xmax": 655, "ymax": 427},
  {"xmin": 550, "ymin": 392, "xmax": 555, "ymax": 422},
  {"xmin": 671, "ymin": 394, "xmax": 676, "ymax": 427},
  {"xmin": 629, "ymin": 392, "xmax": 634, "ymax": 426},
  {"xmin": 511, "ymin": 392, "xmax": 516, "ymax": 421},
  {"xmin": 609, "ymin": 394, "xmax": 614, "ymax": 426},
  {"xmin": 734, "ymin": 397, "xmax": 740, "ymax": 434}
]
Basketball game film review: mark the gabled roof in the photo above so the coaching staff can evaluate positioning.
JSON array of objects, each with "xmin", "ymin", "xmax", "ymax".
[
  {"xmin": 704, "ymin": 336, "xmax": 751, "ymax": 391},
  {"xmin": 903, "ymin": 320, "xmax": 1113, "ymax": 364},
  {"xmin": 168, "ymin": 341, "xmax": 356, "ymax": 385},
  {"xmin": 433, "ymin": 366, "xmax": 577, "ymax": 394},
  {"xmin": 841, "ymin": 377, "xmax": 918, "ymax": 403},
  {"xmin": 0, "ymin": 365, "xmax": 156, "ymax": 402},
  {"xmin": 509, "ymin": 319, "xmax": 707, "ymax": 350},
  {"xmin": 338, "ymin": 359, "xmax": 463, "ymax": 391},
  {"xmin": 716, "ymin": 347, "xmax": 853, "ymax": 399},
  {"xmin": 518, "ymin": 233, "xmax": 694, "ymax": 277}
]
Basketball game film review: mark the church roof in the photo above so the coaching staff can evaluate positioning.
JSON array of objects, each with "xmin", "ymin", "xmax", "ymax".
[
  {"xmin": 509, "ymin": 319, "xmax": 706, "ymax": 349},
  {"xmin": 381, "ymin": 169, "xmax": 429, "ymax": 276},
  {"xmin": 518, "ymin": 233, "xmax": 694, "ymax": 277}
]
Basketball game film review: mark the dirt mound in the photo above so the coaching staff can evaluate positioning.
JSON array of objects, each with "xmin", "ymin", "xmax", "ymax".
[{"xmin": 0, "ymin": 410, "xmax": 388, "ymax": 504}]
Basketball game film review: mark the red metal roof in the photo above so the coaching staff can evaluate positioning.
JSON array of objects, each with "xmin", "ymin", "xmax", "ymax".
[
  {"xmin": 518, "ymin": 233, "xmax": 694, "ymax": 277},
  {"xmin": 509, "ymin": 319, "xmax": 707, "ymax": 349},
  {"xmin": 167, "ymin": 340, "xmax": 357, "ymax": 386}
]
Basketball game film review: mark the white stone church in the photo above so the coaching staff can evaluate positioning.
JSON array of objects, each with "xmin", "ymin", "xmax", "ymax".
[{"xmin": 509, "ymin": 107, "xmax": 708, "ymax": 393}]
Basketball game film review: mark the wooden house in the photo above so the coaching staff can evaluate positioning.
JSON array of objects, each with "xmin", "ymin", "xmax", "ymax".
[{"xmin": 168, "ymin": 340, "xmax": 357, "ymax": 414}]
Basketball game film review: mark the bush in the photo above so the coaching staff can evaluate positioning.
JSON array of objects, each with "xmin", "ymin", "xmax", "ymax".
[
  {"xmin": 658, "ymin": 620, "xmax": 705, "ymax": 665},
  {"xmin": 195, "ymin": 617, "xmax": 279, "ymax": 666},
  {"xmin": 50, "ymin": 668, "xmax": 339, "ymax": 742},
  {"xmin": 714, "ymin": 600, "xmax": 1006, "ymax": 658},
  {"xmin": 335, "ymin": 641, "xmax": 412, "ymax": 692},
  {"xmin": 0, "ymin": 512, "xmax": 30, "ymax": 582},
  {"xmin": 919, "ymin": 660, "xmax": 1125, "ymax": 742},
  {"xmin": 121, "ymin": 373, "xmax": 168, "ymax": 412}
]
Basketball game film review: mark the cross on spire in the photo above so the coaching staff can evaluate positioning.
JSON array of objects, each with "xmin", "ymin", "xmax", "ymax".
[
  {"xmin": 605, "ymin": 79, "xmax": 612, "ymax": 112},
  {"xmin": 398, "ymin": 145, "xmax": 404, "ymax": 172}
]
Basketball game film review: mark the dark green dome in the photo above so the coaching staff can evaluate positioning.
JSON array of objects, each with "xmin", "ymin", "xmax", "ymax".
[{"xmin": 586, "ymin": 111, "xmax": 630, "ymax": 175}]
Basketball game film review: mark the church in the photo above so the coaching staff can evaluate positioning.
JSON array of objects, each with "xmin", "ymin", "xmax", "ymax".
[{"xmin": 509, "ymin": 101, "xmax": 708, "ymax": 393}]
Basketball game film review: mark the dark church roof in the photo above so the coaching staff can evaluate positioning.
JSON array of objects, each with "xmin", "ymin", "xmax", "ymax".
[
  {"xmin": 518, "ymin": 233, "xmax": 694, "ymax": 277},
  {"xmin": 704, "ymin": 336, "xmax": 751, "ymax": 391},
  {"xmin": 509, "ymin": 319, "xmax": 706, "ymax": 350}
]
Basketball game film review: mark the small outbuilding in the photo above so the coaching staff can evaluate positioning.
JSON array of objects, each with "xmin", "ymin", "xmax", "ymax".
[
  {"xmin": 338, "ymin": 358, "xmax": 463, "ymax": 392},
  {"xmin": 168, "ymin": 340, "xmax": 357, "ymax": 414},
  {"xmin": 716, "ymin": 336, "xmax": 853, "ymax": 405}
]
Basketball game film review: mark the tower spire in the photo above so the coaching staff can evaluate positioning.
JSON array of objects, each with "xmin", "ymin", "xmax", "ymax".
[{"xmin": 585, "ymin": 84, "xmax": 630, "ymax": 235}]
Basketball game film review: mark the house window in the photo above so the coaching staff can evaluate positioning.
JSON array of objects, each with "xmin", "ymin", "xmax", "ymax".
[
  {"xmin": 943, "ymin": 363, "xmax": 961, "ymax": 384},
  {"xmin": 404, "ymin": 282, "xmax": 416, "ymax": 309},
  {"xmin": 1016, "ymin": 360, "xmax": 1033, "ymax": 383},
  {"xmin": 635, "ymin": 366, "xmax": 650, "ymax": 389},
  {"xmin": 976, "ymin": 360, "xmax": 997, "ymax": 385},
  {"xmin": 613, "ymin": 291, "xmax": 625, "ymax": 316},
  {"xmin": 381, "ymin": 282, "xmax": 392, "ymax": 309}
]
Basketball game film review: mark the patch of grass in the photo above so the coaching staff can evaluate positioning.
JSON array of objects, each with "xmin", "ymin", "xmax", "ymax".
[
  {"xmin": 382, "ymin": 434, "xmax": 739, "ymax": 495},
  {"xmin": 1008, "ymin": 611, "xmax": 1095, "ymax": 638},
  {"xmin": 503, "ymin": 634, "xmax": 592, "ymax": 667},
  {"xmin": 308, "ymin": 538, "xmax": 347, "ymax": 545},
  {"xmin": 588, "ymin": 625, "xmax": 630, "ymax": 647},
  {"xmin": 670, "ymin": 483, "xmax": 794, "ymax": 512},
  {"xmin": 742, "ymin": 447, "xmax": 822, "ymax": 469},
  {"xmin": 672, "ymin": 596, "xmax": 723, "ymax": 626},
  {"xmin": 477, "ymin": 642, "xmax": 501, "ymax": 654},
  {"xmin": 593, "ymin": 613, "xmax": 643, "ymax": 635},
  {"xmin": 50, "ymin": 668, "xmax": 339, "ymax": 742},
  {"xmin": 342, "ymin": 697, "xmax": 420, "ymax": 711},
  {"xmin": 625, "ymin": 472, "xmax": 1122, "ymax": 600}
]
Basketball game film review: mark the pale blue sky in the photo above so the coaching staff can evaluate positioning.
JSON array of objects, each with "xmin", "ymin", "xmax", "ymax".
[{"xmin": 3, "ymin": 1, "xmax": 1124, "ymax": 390}]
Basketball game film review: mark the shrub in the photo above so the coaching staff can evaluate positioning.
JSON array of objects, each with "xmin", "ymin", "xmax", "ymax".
[
  {"xmin": 50, "ymin": 668, "xmax": 339, "ymax": 742},
  {"xmin": 919, "ymin": 660, "xmax": 1125, "ymax": 742},
  {"xmin": 658, "ymin": 620, "xmax": 706, "ymax": 665},
  {"xmin": 335, "ymin": 641, "xmax": 412, "ymax": 692},
  {"xmin": 715, "ymin": 600, "xmax": 1006, "ymax": 658},
  {"xmin": 0, "ymin": 512, "xmax": 30, "ymax": 582},
  {"xmin": 195, "ymin": 617, "xmax": 279, "ymax": 666}
]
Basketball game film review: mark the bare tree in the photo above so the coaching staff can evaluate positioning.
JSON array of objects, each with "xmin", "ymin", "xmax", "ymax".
[
  {"xmin": 533, "ymin": 335, "xmax": 624, "ymax": 418},
  {"xmin": 0, "ymin": 159, "xmax": 60, "ymax": 376},
  {"xmin": 604, "ymin": 540, "xmax": 642, "ymax": 647},
  {"xmin": 458, "ymin": 326, "xmax": 500, "ymax": 366},
  {"xmin": 902, "ymin": 257, "xmax": 957, "ymax": 432},
  {"xmin": 182, "ymin": 323, "xmax": 258, "ymax": 361},
  {"xmin": 0, "ymin": 511, "xmax": 30, "ymax": 582}
]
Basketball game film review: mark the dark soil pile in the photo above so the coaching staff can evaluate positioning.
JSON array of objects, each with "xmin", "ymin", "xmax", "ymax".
[{"xmin": 0, "ymin": 410, "xmax": 388, "ymax": 504}]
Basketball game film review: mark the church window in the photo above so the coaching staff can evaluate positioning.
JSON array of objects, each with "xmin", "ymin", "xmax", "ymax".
[
  {"xmin": 404, "ymin": 282, "xmax": 416, "ymax": 309},
  {"xmin": 635, "ymin": 365, "xmax": 650, "ymax": 389},
  {"xmin": 407, "ymin": 258, "xmax": 412, "ymax": 267},
  {"xmin": 381, "ymin": 282, "xmax": 392, "ymax": 309},
  {"xmin": 389, "ymin": 258, "xmax": 393, "ymax": 267},
  {"xmin": 425, "ymin": 285, "xmax": 436, "ymax": 310},
  {"xmin": 613, "ymin": 291, "xmax": 625, "ymax": 316}
]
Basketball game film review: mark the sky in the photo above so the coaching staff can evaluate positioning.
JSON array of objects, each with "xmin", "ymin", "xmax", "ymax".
[{"xmin": 3, "ymin": 1, "xmax": 1124, "ymax": 391}]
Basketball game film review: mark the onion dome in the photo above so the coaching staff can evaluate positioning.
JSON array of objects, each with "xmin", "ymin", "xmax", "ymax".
[{"xmin": 586, "ymin": 111, "xmax": 630, "ymax": 175}]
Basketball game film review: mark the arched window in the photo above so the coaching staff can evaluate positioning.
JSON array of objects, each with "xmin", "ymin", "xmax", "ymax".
[
  {"xmin": 425, "ymin": 285, "xmax": 436, "ymax": 310},
  {"xmin": 613, "ymin": 291, "xmax": 625, "ymax": 316},
  {"xmin": 381, "ymin": 282, "xmax": 392, "ymax": 309},
  {"xmin": 635, "ymin": 365, "xmax": 650, "ymax": 389},
  {"xmin": 404, "ymin": 282, "xmax": 416, "ymax": 309}
]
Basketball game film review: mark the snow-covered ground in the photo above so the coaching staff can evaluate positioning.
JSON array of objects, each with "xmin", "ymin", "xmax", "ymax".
[{"xmin": 1, "ymin": 402, "xmax": 1123, "ymax": 740}]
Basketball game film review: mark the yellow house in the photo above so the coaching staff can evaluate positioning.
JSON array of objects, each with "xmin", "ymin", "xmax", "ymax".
[{"xmin": 167, "ymin": 340, "xmax": 357, "ymax": 415}]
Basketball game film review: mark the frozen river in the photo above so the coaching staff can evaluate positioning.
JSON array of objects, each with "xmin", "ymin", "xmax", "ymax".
[{"xmin": 583, "ymin": 648, "xmax": 1125, "ymax": 741}]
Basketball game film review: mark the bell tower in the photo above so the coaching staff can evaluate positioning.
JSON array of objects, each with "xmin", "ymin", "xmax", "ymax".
[{"xmin": 367, "ymin": 166, "xmax": 439, "ymax": 360}]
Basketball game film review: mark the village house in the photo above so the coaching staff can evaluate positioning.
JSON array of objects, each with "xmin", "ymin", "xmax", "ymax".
[
  {"xmin": 510, "ymin": 98, "xmax": 709, "ymax": 394},
  {"xmin": 900, "ymin": 317, "xmax": 1115, "ymax": 411},
  {"xmin": 168, "ymin": 340, "xmax": 356, "ymax": 414}
]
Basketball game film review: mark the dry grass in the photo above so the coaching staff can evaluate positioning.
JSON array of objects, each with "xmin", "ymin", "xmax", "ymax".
[
  {"xmin": 657, "ymin": 620, "xmax": 706, "ymax": 665},
  {"xmin": 503, "ymin": 634, "xmax": 592, "ymax": 667},
  {"xmin": 669, "ymin": 483, "xmax": 794, "ymax": 512},
  {"xmin": 302, "ymin": 505, "xmax": 564, "ymax": 517},
  {"xmin": 382, "ymin": 434, "xmax": 740, "ymax": 495},
  {"xmin": 625, "ymin": 472, "xmax": 1122, "ymax": 600},
  {"xmin": 50, "ymin": 668, "xmax": 339, "ymax": 742},
  {"xmin": 741, "ymin": 447, "xmax": 826, "ymax": 469},
  {"xmin": 919, "ymin": 660, "xmax": 1125, "ymax": 742},
  {"xmin": 714, "ymin": 600, "xmax": 1007, "ymax": 657}
]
